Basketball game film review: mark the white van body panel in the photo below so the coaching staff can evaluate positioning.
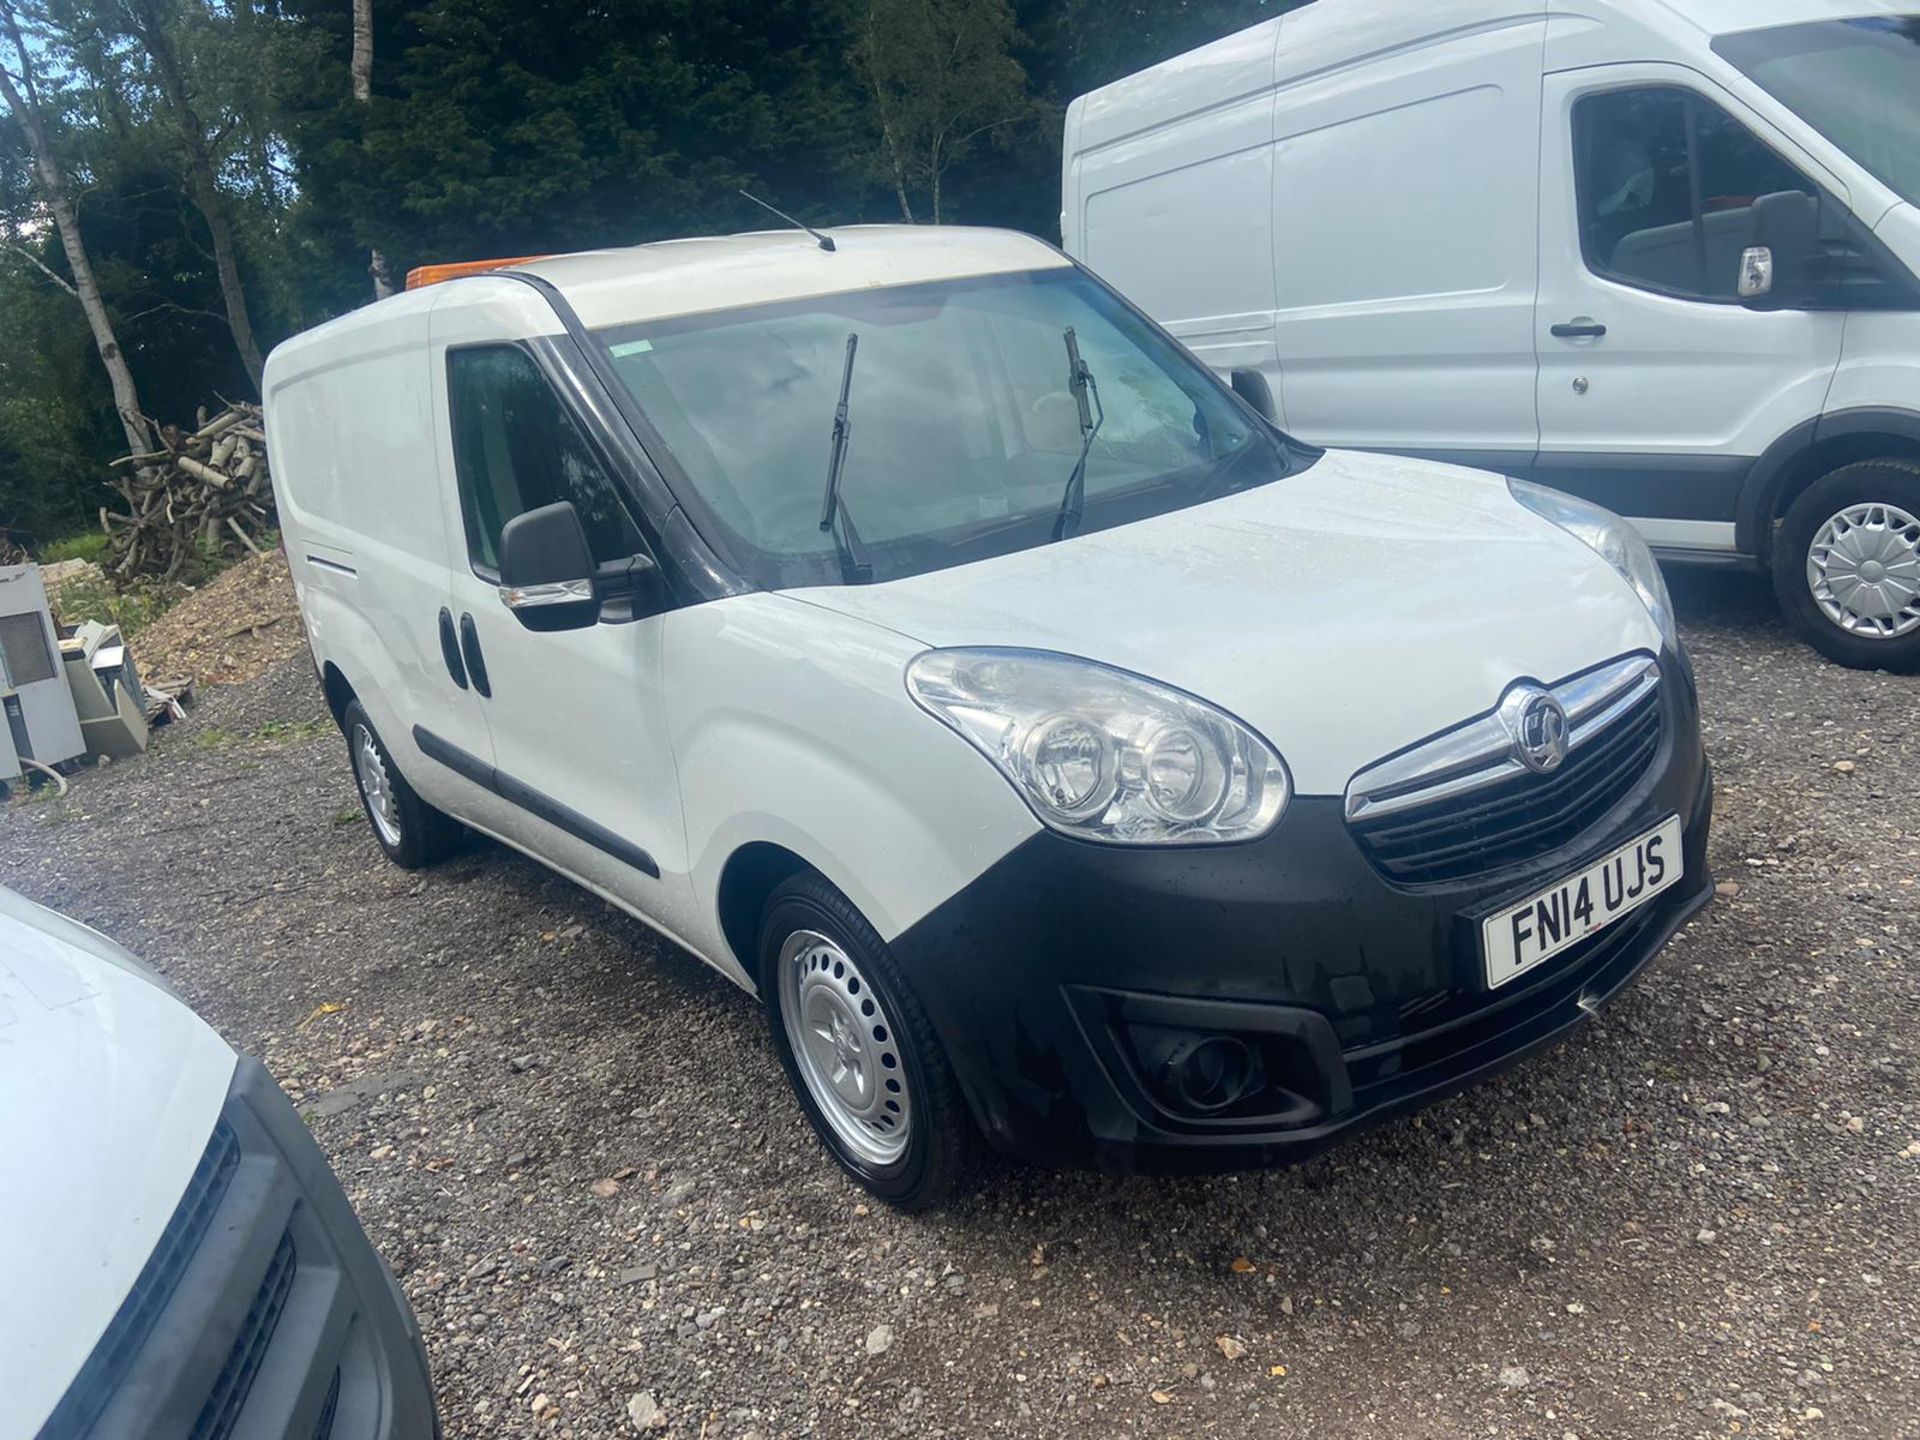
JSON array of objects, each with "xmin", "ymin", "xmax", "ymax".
[
  {"xmin": 665, "ymin": 594, "xmax": 1042, "ymax": 954},
  {"xmin": 268, "ymin": 290, "xmax": 472, "ymax": 817},
  {"xmin": 0, "ymin": 888, "xmax": 236, "ymax": 1435},
  {"xmin": 1062, "ymin": 21, "xmax": 1282, "ymax": 392},
  {"xmin": 1067, "ymin": 1, "xmax": 1550, "ymax": 459},
  {"xmin": 795, "ymin": 448, "xmax": 1664, "ymax": 798},
  {"xmin": 1257, "ymin": 0, "xmax": 1548, "ymax": 458},
  {"xmin": 1063, "ymin": 0, "xmax": 1920, "ymax": 567},
  {"xmin": 1829, "ymin": 204, "xmax": 1920, "ymax": 418}
]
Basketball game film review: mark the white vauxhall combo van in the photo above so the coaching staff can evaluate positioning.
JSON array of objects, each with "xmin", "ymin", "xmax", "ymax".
[
  {"xmin": 1063, "ymin": 0, "xmax": 1920, "ymax": 670},
  {"xmin": 265, "ymin": 226, "xmax": 1713, "ymax": 1207},
  {"xmin": 0, "ymin": 887, "xmax": 437, "ymax": 1438}
]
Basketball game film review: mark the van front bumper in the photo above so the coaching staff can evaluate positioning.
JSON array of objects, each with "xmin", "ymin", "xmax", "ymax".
[
  {"xmin": 888, "ymin": 652, "xmax": 1714, "ymax": 1174},
  {"xmin": 40, "ymin": 1058, "xmax": 438, "ymax": 1439}
]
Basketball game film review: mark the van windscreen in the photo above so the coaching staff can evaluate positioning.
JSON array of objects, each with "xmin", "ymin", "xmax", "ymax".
[
  {"xmin": 1714, "ymin": 17, "xmax": 1920, "ymax": 208},
  {"xmin": 593, "ymin": 269, "xmax": 1302, "ymax": 589}
]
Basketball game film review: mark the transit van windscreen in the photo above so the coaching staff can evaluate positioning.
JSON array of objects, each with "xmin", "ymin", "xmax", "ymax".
[{"xmin": 1714, "ymin": 17, "xmax": 1920, "ymax": 208}]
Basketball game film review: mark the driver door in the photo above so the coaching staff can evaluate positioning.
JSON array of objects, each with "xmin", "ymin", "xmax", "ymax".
[
  {"xmin": 1534, "ymin": 66, "xmax": 1848, "ymax": 551},
  {"xmin": 426, "ymin": 292, "xmax": 698, "ymax": 941}
]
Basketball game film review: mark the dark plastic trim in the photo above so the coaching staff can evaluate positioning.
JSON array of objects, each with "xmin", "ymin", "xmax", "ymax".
[
  {"xmin": 1733, "ymin": 408, "xmax": 1920, "ymax": 557},
  {"xmin": 436, "ymin": 609, "xmax": 469, "ymax": 690},
  {"xmin": 456, "ymin": 613, "xmax": 490, "ymax": 698},
  {"xmin": 411, "ymin": 725, "xmax": 661, "ymax": 878},
  {"xmin": 1531, "ymin": 450, "xmax": 1752, "ymax": 522}
]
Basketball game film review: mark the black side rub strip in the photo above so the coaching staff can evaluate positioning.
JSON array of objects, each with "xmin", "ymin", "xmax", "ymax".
[{"xmin": 411, "ymin": 726, "xmax": 660, "ymax": 878}]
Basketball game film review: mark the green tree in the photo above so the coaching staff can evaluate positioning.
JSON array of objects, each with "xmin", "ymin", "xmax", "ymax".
[
  {"xmin": 0, "ymin": 0, "xmax": 155, "ymax": 462},
  {"xmin": 854, "ymin": 0, "xmax": 1040, "ymax": 223}
]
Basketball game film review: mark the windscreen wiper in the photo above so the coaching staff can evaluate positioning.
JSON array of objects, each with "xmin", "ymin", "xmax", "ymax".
[
  {"xmin": 1049, "ymin": 327, "xmax": 1105, "ymax": 542},
  {"xmin": 819, "ymin": 331, "xmax": 873, "ymax": 584}
]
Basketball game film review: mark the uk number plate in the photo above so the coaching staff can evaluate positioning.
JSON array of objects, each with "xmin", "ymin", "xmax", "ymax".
[{"xmin": 1482, "ymin": 815, "xmax": 1683, "ymax": 990}]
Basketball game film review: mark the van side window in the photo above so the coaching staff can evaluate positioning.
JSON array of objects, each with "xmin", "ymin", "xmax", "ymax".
[
  {"xmin": 1573, "ymin": 87, "xmax": 1817, "ymax": 301},
  {"xmin": 447, "ymin": 345, "xmax": 643, "ymax": 574}
]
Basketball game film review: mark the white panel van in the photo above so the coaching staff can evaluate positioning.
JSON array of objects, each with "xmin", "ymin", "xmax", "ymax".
[
  {"xmin": 266, "ymin": 226, "xmax": 1714, "ymax": 1206},
  {"xmin": 1063, "ymin": 0, "xmax": 1920, "ymax": 670}
]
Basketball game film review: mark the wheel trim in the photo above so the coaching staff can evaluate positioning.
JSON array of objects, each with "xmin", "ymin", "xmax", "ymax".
[
  {"xmin": 352, "ymin": 724, "xmax": 404, "ymax": 848},
  {"xmin": 778, "ymin": 929, "xmax": 912, "ymax": 1167},
  {"xmin": 1807, "ymin": 501, "xmax": 1920, "ymax": 640}
]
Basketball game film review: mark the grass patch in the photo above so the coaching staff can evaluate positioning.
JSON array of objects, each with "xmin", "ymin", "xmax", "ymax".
[
  {"xmin": 194, "ymin": 718, "xmax": 331, "ymax": 750},
  {"xmin": 333, "ymin": 803, "xmax": 365, "ymax": 827},
  {"xmin": 255, "ymin": 718, "xmax": 332, "ymax": 743},
  {"xmin": 49, "ymin": 576, "xmax": 170, "ymax": 640},
  {"xmin": 38, "ymin": 531, "xmax": 110, "ymax": 565}
]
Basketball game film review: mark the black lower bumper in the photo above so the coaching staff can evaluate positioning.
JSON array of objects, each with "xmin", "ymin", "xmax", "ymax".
[{"xmin": 889, "ymin": 651, "xmax": 1714, "ymax": 1175}]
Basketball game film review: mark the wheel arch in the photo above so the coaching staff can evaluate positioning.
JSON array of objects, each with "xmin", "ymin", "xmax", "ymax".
[
  {"xmin": 319, "ymin": 661, "xmax": 358, "ymax": 729},
  {"xmin": 1738, "ymin": 409, "xmax": 1920, "ymax": 562},
  {"xmin": 715, "ymin": 841, "xmax": 814, "ymax": 992}
]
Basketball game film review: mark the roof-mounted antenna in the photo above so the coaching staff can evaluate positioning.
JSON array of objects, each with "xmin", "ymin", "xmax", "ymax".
[{"xmin": 738, "ymin": 190, "xmax": 837, "ymax": 252}]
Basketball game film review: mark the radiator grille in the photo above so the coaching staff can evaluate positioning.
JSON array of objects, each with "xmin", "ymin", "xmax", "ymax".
[
  {"xmin": 190, "ymin": 1232, "xmax": 298, "ymax": 1440},
  {"xmin": 1351, "ymin": 680, "xmax": 1663, "ymax": 885},
  {"xmin": 34, "ymin": 1122, "xmax": 240, "ymax": 1439}
]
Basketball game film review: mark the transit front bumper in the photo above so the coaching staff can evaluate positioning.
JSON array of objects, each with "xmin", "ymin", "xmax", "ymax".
[
  {"xmin": 888, "ymin": 651, "xmax": 1714, "ymax": 1174},
  {"xmin": 40, "ymin": 1058, "xmax": 438, "ymax": 1439}
]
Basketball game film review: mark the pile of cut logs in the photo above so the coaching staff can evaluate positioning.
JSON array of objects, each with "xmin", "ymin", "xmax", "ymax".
[{"xmin": 103, "ymin": 403, "xmax": 275, "ymax": 579}]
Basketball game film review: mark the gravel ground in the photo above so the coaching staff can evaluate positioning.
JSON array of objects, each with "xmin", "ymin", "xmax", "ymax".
[{"xmin": 3, "ymin": 570, "xmax": 1915, "ymax": 1440}]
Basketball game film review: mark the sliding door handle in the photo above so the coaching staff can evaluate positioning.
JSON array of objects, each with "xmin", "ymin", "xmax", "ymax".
[
  {"xmin": 437, "ymin": 609, "xmax": 469, "ymax": 690},
  {"xmin": 1550, "ymin": 319, "xmax": 1608, "ymax": 339},
  {"xmin": 458, "ymin": 613, "xmax": 492, "ymax": 698}
]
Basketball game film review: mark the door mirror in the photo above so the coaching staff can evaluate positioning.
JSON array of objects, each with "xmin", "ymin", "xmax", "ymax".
[
  {"xmin": 1230, "ymin": 368, "xmax": 1276, "ymax": 423},
  {"xmin": 498, "ymin": 501, "xmax": 600, "ymax": 632},
  {"xmin": 1741, "ymin": 190, "xmax": 1821, "ymax": 306}
]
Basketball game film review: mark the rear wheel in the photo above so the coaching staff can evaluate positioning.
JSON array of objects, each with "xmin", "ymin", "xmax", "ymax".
[
  {"xmin": 1773, "ymin": 461, "xmax": 1920, "ymax": 673},
  {"xmin": 342, "ymin": 700, "xmax": 462, "ymax": 868},
  {"xmin": 758, "ymin": 872, "xmax": 976, "ymax": 1209}
]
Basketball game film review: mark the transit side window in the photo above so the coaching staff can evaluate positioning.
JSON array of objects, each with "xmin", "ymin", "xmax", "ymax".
[
  {"xmin": 446, "ymin": 345, "xmax": 644, "ymax": 574},
  {"xmin": 1572, "ymin": 86, "xmax": 1818, "ymax": 301}
]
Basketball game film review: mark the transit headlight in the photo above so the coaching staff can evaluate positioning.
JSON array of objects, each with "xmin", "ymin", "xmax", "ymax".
[
  {"xmin": 905, "ymin": 649, "xmax": 1290, "ymax": 845},
  {"xmin": 1508, "ymin": 478, "xmax": 1677, "ymax": 649}
]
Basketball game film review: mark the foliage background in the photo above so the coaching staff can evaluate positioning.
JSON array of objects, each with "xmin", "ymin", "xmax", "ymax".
[{"xmin": 0, "ymin": 0, "xmax": 1288, "ymax": 549}]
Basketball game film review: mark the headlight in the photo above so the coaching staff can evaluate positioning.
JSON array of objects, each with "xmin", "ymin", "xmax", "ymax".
[
  {"xmin": 1508, "ymin": 478, "xmax": 1677, "ymax": 649},
  {"xmin": 905, "ymin": 649, "xmax": 1290, "ymax": 845}
]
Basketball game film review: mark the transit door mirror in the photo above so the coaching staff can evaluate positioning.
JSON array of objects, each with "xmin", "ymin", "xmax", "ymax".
[{"xmin": 1742, "ymin": 190, "xmax": 1820, "ymax": 306}]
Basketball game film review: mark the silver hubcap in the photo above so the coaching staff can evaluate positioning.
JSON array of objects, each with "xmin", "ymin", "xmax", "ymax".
[
  {"xmin": 778, "ymin": 930, "xmax": 911, "ymax": 1167},
  {"xmin": 352, "ymin": 724, "xmax": 404, "ymax": 848},
  {"xmin": 1808, "ymin": 502, "xmax": 1920, "ymax": 640}
]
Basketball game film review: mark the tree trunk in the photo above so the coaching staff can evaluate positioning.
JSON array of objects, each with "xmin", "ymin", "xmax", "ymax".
[
  {"xmin": 879, "ymin": 110, "xmax": 917, "ymax": 223},
  {"xmin": 864, "ymin": 3, "xmax": 917, "ymax": 223},
  {"xmin": 130, "ymin": 0, "xmax": 265, "ymax": 392},
  {"xmin": 0, "ymin": 4, "xmax": 155, "ymax": 459},
  {"xmin": 351, "ymin": 0, "xmax": 393, "ymax": 299}
]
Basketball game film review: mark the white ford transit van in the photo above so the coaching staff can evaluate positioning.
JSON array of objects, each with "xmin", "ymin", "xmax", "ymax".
[
  {"xmin": 266, "ymin": 226, "xmax": 1712, "ymax": 1207},
  {"xmin": 1062, "ymin": 0, "xmax": 1920, "ymax": 670},
  {"xmin": 0, "ymin": 887, "xmax": 437, "ymax": 1438}
]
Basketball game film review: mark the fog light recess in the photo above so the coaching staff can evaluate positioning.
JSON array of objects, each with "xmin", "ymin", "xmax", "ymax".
[{"xmin": 1135, "ymin": 1028, "xmax": 1266, "ymax": 1116}]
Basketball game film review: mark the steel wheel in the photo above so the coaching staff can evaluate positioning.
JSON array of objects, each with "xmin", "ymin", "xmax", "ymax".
[
  {"xmin": 777, "ymin": 928, "xmax": 912, "ymax": 1167},
  {"xmin": 351, "ymin": 722, "xmax": 404, "ymax": 849},
  {"xmin": 1806, "ymin": 501, "xmax": 1920, "ymax": 640}
]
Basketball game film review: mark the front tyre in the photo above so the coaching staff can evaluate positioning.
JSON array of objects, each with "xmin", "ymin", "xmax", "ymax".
[
  {"xmin": 758, "ymin": 873, "xmax": 977, "ymax": 1210},
  {"xmin": 342, "ymin": 700, "xmax": 463, "ymax": 869},
  {"xmin": 1773, "ymin": 461, "xmax": 1920, "ymax": 673}
]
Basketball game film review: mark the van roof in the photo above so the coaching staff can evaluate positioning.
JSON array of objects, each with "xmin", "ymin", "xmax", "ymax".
[
  {"xmin": 1069, "ymin": 0, "xmax": 1912, "ymax": 155},
  {"xmin": 510, "ymin": 224, "xmax": 1068, "ymax": 329}
]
